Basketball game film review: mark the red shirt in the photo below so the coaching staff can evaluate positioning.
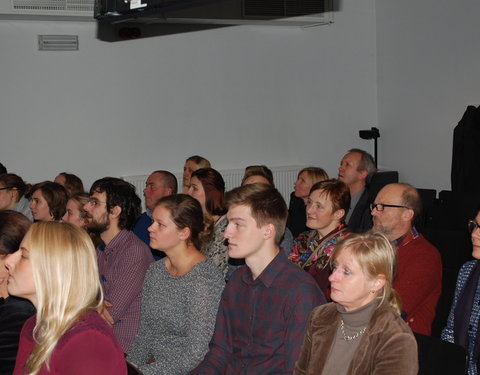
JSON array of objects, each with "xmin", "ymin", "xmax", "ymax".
[{"xmin": 13, "ymin": 311, "xmax": 127, "ymax": 375}]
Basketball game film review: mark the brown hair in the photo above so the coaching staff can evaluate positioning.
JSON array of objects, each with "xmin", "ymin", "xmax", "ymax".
[
  {"xmin": 155, "ymin": 194, "xmax": 211, "ymax": 251},
  {"xmin": 0, "ymin": 210, "xmax": 32, "ymax": 255},
  {"xmin": 191, "ymin": 168, "xmax": 227, "ymax": 217},
  {"xmin": 226, "ymin": 184, "xmax": 287, "ymax": 245},
  {"xmin": 399, "ymin": 183, "xmax": 422, "ymax": 221},
  {"xmin": 31, "ymin": 181, "xmax": 68, "ymax": 221},
  {"xmin": 310, "ymin": 179, "xmax": 351, "ymax": 222},
  {"xmin": 0, "ymin": 173, "xmax": 31, "ymax": 202},
  {"xmin": 57, "ymin": 172, "xmax": 84, "ymax": 197},
  {"xmin": 242, "ymin": 165, "xmax": 274, "ymax": 186}
]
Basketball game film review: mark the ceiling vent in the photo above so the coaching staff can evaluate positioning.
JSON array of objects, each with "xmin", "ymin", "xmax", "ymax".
[{"xmin": 0, "ymin": 0, "xmax": 95, "ymax": 20}]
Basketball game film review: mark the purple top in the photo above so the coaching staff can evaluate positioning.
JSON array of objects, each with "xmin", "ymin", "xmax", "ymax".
[{"xmin": 97, "ymin": 229, "xmax": 154, "ymax": 352}]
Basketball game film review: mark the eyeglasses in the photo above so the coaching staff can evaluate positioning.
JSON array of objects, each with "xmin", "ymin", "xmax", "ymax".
[
  {"xmin": 468, "ymin": 220, "xmax": 480, "ymax": 233},
  {"xmin": 370, "ymin": 203, "xmax": 410, "ymax": 212},
  {"xmin": 86, "ymin": 198, "xmax": 107, "ymax": 207},
  {"xmin": 0, "ymin": 186, "xmax": 13, "ymax": 191}
]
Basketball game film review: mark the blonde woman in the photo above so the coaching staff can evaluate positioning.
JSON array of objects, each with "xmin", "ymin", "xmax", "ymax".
[
  {"xmin": 294, "ymin": 232, "xmax": 418, "ymax": 375},
  {"xmin": 182, "ymin": 155, "xmax": 211, "ymax": 193},
  {"xmin": 6, "ymin": 222, "xmax": 126, "ymax": 375}
]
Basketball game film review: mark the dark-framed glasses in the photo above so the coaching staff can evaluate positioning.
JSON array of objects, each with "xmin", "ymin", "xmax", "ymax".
[
  {"xmin": 0, "ymin": 186, "xmax": 13, "ymax": 191},
  {"xmin": 370, "ymin": 203, "xmax": 410, "ymax": 212},
  {"xmin": 468, "ymin": 220, "xmax": 480, "ymax": 233}
]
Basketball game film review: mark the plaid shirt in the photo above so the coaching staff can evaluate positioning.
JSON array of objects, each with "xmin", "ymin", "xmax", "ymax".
[
  {"xmin": 190, "ymin": 251, "xmax": 326, "ymax": 374},
  {"xmin": 97, "ymin": 229, "xmax": 154, "ymax": 353}
]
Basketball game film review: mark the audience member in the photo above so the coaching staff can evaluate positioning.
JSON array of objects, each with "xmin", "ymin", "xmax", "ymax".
[
  {"xmin": 289, "ymin": 179, "xmax": 351, "ymax": 296},
  {"xmin": 29, "ymin": 181, "xmax": 68, "ymax": 221},
  {"xmin": 84, "ymin": 177, "xmax": 154, "ymax": 353},
  {"xmin": 0, "ymin": 211, "xmax": 35, "ymax": 375},
  {"xmin": 62, "ymin": 192, "xmax": 89, "ymax": 228},
  {"xmin": 188, "ymin": 168, "xmax": 230, "ymax": 279},
  {"xmin": 6, "ymin": 221, "xmax": 127, "ymax": 375},
  {"xmin": 371, "ymin": 183, "xmax": 442, "ymax": 335},
  {"xmin": 54, "ymin": 172, "xmax": 84, "ymax": 197},
  {"xmin": 241, "ymin": 165, "xmax": 274, "ymax": 186},
  {"xmin": 0, "ymin": 174, "xmax": 33, "ymax": 220},
  {"xmin": 294, "ymin": 232, "xmax": 418, "ymax": 375},
  {"xmin": 128, "ymin": 195, "xmax": 224, "ymax": 374},
  {"xmin": 287, "ymin": 167, "xmax": 329, "ymax": 237},
  {"xmin": 190, "ymin": 184, "xmax": 325, "ymax": 374},
  {"xmin": 133, "ymin": 170, "xmax": 177, "ymax": 259},
  {"xmin": 442, "ymin": 206, "xmax": 480, "ymax": 375},
  {"xmin": 338, "ymin": 148, "xmax": 376, "ymax": 233},
  {"xmin": 241, "ymin": 167, "xmax": 294, "ymax": 255},
  {"xmin": 182, "ymin": 155, "xmax": 211, "ymax": 193}
]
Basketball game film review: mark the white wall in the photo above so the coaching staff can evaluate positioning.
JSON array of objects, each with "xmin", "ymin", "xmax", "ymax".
[
  {"xmin": 376, "ymin": 0, "xmax": 480, "ymax": 191},
  {"xmin": 0, "ymin": 0, "xmax": 377, "ymax": 190}
]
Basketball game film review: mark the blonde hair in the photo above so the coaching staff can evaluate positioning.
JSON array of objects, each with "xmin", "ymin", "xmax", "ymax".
[
  {"xmin": 24, "ymin": 221, "xmax": 103, "ymax": 374},
  {"xmin": 298, "ymin": 167, "xmax": 329, "ymax": 186},
  {"xmin": 331, "ymin": 231, "xmax": 402, "ymax": 315}
]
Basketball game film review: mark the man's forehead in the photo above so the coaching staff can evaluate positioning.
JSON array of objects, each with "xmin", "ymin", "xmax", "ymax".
[
  {"xmin": 343, "ymin": 152, "xmax": 361, "ymax": 163},
  {"xmin": 91, "ymin": 190, "xmax": 106, "ymax": 199},
  {"xmin": 227, "ymin": 204, "xmax": 252, "ymax": 219},
  {"xmin": 376, "ymin": 185, "xmax": 403, "ymax": 202}
]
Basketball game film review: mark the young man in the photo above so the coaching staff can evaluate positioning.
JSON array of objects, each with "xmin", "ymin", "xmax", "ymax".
[
  {"xmin": 84, "ymin": 177, "xmax": 153, "ymax": 353},
  {"xmin": 190, "ymin": 184, "xmax": 325, "ymax": 374}
]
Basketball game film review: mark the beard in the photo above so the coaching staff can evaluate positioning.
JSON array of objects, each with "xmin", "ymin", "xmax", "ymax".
[
  {"xmin": 85, "ymin": 212, "xmax": 110, "ymax": 235},
  {"xmin": 372, "ymin": 218, "xmax": 393, "ymax": 237}
]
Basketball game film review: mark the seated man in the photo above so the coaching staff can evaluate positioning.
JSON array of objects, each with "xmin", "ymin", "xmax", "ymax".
[
  {"xmin": 190, "ymin": 184, "xmax": 326, "ymax": 374},
  {"xmin": 371, "ymin": 183, "xmax": 442, "ymax": 335},
  {"xmin": 133, "ymin": 170, "xmax": 177, "ymax": 259},
  {"xmin": 338, "ymin": 148, "xmax": 376, "ymax": 233},
  {"xmin": 84, "ymin": 177, "xmax": 154, "ymax": 352}
]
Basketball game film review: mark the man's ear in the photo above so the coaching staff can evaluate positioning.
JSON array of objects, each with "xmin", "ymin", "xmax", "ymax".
[
  {"xmin": 359, "ymin": 169, "xmax": 369, "ymax": 181},
  {"xmin": 263, "ymin": 223, "xmax": 276, "ymax": 240},
  {"xmin": 110, "ymin": 205, "xmax": 122, "ymax": 219},
  {"xmin": 401, "ymin": 208, "xmax": 414, "ymax": 222}
]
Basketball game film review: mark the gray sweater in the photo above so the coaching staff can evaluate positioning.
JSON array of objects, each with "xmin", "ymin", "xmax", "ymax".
[{"xmin": 127, "ymin": 258, "xmax": 225, "ymax": 375}]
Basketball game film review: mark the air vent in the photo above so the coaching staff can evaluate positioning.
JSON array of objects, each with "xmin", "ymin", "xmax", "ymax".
[
  {"xmin": 38, "ymin": 35, "xmax": 79, "ymax": 51},
  {"xmin": 14, "ymin": 0, "xmax": 94, "ymax": 12}
]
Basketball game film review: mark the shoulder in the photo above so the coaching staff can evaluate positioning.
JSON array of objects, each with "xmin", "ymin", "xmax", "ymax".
[
  {"xmin": 400, "ymin": 235, "xmax": 441, "ymax": 265},
  {"xmin": 370, "ymin": 303, "xmax": 414, "ymax": 337},
  {"xmin": 309, "ymin": 302, "xmax": 338, "ymax": 324},
  {"xmin": 113, "ymin": 230, "xmax": 153, "ymax": 260},
  {"xmin": 56, "ymin": 311, "xmax": 120, "ymax": 350}
]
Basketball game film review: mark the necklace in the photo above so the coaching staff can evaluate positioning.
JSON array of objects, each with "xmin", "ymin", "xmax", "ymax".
[{"xmin": 340, "ymin": 319, "xmax": 367, "ymax": 341}]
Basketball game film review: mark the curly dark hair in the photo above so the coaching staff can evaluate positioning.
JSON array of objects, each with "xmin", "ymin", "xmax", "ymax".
[{"xmin": 90, "ymin": 177, "xmax": 141, "ymax": 230}]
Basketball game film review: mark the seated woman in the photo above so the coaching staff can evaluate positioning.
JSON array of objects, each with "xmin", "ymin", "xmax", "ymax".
[
  {"xmin": 0, "ymin": 174, "xmax": 33, "ymax": 220},
  {"xmin": 287, "ymin": 167, "xmax": 329, "ymax": 237},
  {"xmin": 187, "ymin": 168, "xmax": 231, "ymax": 279},
  {"xmin": 6, "ymin": 221, "xmax": 127, "ymax": 375},
  {"xmin": 127, "ymin": 194, "xmax": 224, "ymax": 375},
  {"xmin": 294, "ymin": 231, "xmax": 418, "ymax": 375},
  {"xmin": 54, "ymin": 172, "xmax": 84, "ymax": 197},
  {"xmin": 289, "ymin": 179, "xmax": 350, "ymax": 296},
  {"xmin": 182, "ymin": 155, "xmax": 211, "ymax": 193},
  {"xmin": 442, "ymin": 206, "xmax": 480, "ymax": 375},
  {"xmin": 29, "ymin": 181, "xmax": 68, "ymax": 221},
  {"xmin": 0, "ymin": 211, "xmax": 35, "ymax": 375},
  {"xmin": 62, "ymin": 192, "xmax": 89, "ymax": 228}
]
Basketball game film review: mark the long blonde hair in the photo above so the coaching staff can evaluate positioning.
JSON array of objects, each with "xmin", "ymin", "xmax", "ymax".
[
  {"xmin": 331, "ymin": 231, "xmax": 402, "ymax": 315},
  {"xmin": 24, "ymin": 221, "xmax": 103, "ymax": 374}
]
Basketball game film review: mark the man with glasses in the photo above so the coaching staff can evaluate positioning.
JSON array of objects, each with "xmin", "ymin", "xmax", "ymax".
[
  {"xmin": 371, "ymin": 183, "xmax": 442, "ymax": 335},
  {"xmin": 84, "ymin": 177, "xmax": 154, "ymax": 353}
]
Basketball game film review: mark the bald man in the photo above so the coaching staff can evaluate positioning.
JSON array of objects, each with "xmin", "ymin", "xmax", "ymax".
[{"xmin": 371, "ymin": 183, "xmax": 442, "ymax": 335}]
